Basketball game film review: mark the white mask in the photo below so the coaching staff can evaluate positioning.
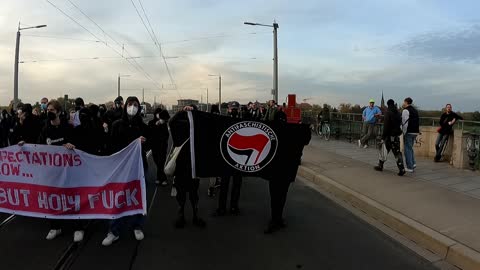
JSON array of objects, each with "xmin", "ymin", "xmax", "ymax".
[
  {"xmin": 127, "ymin": 105, "xmax": 138, "ymax": 116},
  {"xmin": 159, "ymin": 119, "xmax": 166, "ymax": 124}
]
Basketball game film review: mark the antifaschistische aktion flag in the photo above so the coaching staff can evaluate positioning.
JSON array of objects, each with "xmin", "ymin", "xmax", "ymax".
[{"xmin": 182, "ymin": 111, "xmax": 311, "ymax": 182}]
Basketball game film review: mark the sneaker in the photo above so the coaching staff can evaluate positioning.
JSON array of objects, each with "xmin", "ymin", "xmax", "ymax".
[
  {"xmin": 134, "ymin": 229, "xmax": 144, "ymax": 241},
  {"xmin": 73, "ymin": 230, "xmax": 84, "ymax": 242},
  {"xmin": 155, "ymin": 180, "xmax": 160, "ymax": 185},
  {"xmin": 398, "ymin": 169, "xmax": 406, "ymax": 176},
  {"xmin": 374, "ymin": 165, "xmax": 383, "ymax": 171},
  {"xmin": 102, "ymin": 232, "xmax": 119, "ymax": 246},
  {"xmin": 413, "ymin": 164, "xmax": 417, "ymax": 169},
  {"xmin": 207, "ymin": 187, "xmax": 215, "ymax": 197},
  {"xmin": 161, "ymin": 180, "xmax": 168, "ymax": 186},
  {"xmin": 358, "ymin": 140, "xmax": 362, "ymax": 147},
  {"xmin": 405, "ymin": 168, "xmax": 414, "ymax": 173},
  {"xmin": 46, "ymin": 229, "xmax": 62, "ymax": 240},
  {"xmin": 363, "ymin": 144, "xmax": 368, "ymax": 149}
]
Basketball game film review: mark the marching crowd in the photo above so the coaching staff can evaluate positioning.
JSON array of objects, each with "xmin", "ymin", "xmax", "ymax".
[{"xmin": 0, "ymin": 96, "xmax": 299, "ymax": 246}]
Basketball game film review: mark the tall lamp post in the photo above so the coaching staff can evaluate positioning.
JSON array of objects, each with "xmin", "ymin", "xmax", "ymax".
[
  {"xmin": 14, "ymin": 22, "xmax": 47, "ymax": 108},
  {"xmin": 117, "ymin": 74, "xmax": 130, "ymax": 97},
  {"xmin": 244, "ymin": 20, "xmax": 279, "ymax": 103},
  {"xmin": 208, "ymin": 74, "xmax": 222, "ymax": 114}
]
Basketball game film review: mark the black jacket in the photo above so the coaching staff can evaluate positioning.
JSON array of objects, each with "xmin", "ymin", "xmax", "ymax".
[
  {"xmin": 71, "ymin": 125, "xmax": 104, "ymax": 155},
  {"xmin": 168, "ymin": 111, "xmax": 192, "ymax": 179},
  {"xmin": 148, "ymin": 109, "xmax": 169, "ymax": 152},
  {"xmin": 439, "ymin": 112, "xmax": 463, "ymax": 135},
  {"xmin": 405, "ymin": 106, "xmax": 420, "ymax": 134},
  {"xmin": 11, "ymin": 115, "xmax": 42, "ymax": 144},
  {"xmin": 383, "ymin": 106, "xmax": 402, "ymax": 139},
  {"xmin": 39, "ymin": 120, "xmax": 72, "ymax": 146}
]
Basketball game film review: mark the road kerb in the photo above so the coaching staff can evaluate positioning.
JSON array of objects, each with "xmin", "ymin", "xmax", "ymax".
[{"xmin": 297, "ymin": 165, "xmax": 480, "ymax": 270}]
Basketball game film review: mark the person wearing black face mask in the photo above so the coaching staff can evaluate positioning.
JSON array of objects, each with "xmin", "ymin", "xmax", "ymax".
[
  {"xmin": 148, "ymin": 108, "xmax": 170, "ymax": 186},
  {"xmin": 102, "ymin": 96, "xmax": 150, "ymax": 246},
  {"xmin": 38, "ymin": 100, "xmax": 77, "ymax": 242}
]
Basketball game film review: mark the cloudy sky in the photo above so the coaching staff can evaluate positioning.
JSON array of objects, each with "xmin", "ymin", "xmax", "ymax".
[{"xmin": 0, "ymin": 0, "xmax": 479, "ymax": 111}]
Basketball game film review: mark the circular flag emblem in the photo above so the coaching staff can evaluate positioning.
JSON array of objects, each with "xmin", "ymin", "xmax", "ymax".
[{"xmin": 220, "ymin": 121, "xmax": 278, "ymax": 172}]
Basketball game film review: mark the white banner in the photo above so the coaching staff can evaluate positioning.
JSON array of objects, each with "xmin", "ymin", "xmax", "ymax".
[{"xmin": 0, "ymin": 139, "xmax": 146, "ymax": 219}]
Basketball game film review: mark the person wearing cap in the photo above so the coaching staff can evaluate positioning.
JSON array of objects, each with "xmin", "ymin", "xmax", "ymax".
[
  {"xmin": 374, "ymin": 99, "xmax": 406, "ymax": 176},
  {"xmin": 358, "ymin": 99, "xmax": 382, "ymax": 148}
]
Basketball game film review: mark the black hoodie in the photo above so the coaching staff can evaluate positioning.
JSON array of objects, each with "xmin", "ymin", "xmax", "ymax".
[
  {"xmin": 382, "ymin": 105, "xmax": 403, "ymax": 139},
  {"xmin": 148, "ymin": 108, "xmax": 170, "ymax": 151},
  {"xmin": 111, "ymin": 96, "xmax": 150, "ymax": 167}
]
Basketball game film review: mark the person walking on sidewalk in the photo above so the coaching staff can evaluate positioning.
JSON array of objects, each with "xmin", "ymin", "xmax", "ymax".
[
  {"xmin": 374, "ymin": 99, "xmax": 406, "ymax": 176},
  {"xmin": 434, "ymin": 104, "xmax": 463, "ymax": 162},
  {"xmin": 358, "ymin": 99, "xmax": 382, "ymax": 148},
  {"xmin": 401, "ymin": 97, "xmax": 420, "ymax": 172}
]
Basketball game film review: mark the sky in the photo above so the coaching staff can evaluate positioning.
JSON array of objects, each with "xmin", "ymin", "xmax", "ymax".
[{"xmin": 0, "ymin": 0, "xmax": 479, "ymax": 111}]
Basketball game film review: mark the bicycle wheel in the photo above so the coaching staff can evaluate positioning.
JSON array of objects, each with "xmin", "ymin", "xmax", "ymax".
[
  {"xmin": 322, "ymin": 124, "xmax": 331, "ymax": 141},
  {"xmin": 316, "ymin": 125, "xmax": 322, "ymax": 137}
]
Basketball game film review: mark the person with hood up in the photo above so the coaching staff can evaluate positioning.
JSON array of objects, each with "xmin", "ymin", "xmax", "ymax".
[
  {"xmin": 148, "ymin": 107, "xmax": 170, "ymax": 186},
  {"xmin": 374, "ymin": 99, "xmax": 406, "ymax": 176},
  {"xmin": 169, "ymin": 105, "xmax": 206, "ymax": 229},
  {"xmin": 102, "ymin": 96, "xmax": 150, "ymax": 246},
  {"xmin": 12, "ymin": 103, "xmax": 42, "ymax": 145}
]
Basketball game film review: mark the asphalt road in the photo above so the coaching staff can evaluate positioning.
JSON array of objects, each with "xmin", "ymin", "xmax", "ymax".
[{"xmin": 0, "ymin": 154, "xmax": 438, "ymax": 270}]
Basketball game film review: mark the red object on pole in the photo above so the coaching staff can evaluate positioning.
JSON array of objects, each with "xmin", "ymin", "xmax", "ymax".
[{"xmin": 285, "ymin": 94, "xmax": 301, "ymax": 124}]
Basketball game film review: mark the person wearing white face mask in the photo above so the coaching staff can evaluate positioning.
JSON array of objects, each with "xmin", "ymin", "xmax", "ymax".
[
  {"xmin": 148, "ymin": 108, "xmax": 170, "ymax": 186},
  {"xmin": 102, "ymin": 96, "xmax": 150, "ymax": 246}
]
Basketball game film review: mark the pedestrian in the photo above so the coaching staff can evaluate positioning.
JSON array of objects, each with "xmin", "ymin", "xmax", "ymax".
[
  {"xmin": 103, "ymin": 96, "xmax": 124, "ymax": 136},
  {"xmin": 102, "ymin": 96, "xmax": 150, "ymax": 246},
  {"xmin": 207, "ymin": 105, "xmax": 221, "ymax": 197},
  {"xmin": 169, "ymin": 105, "xmax": 206, "ymax": 229},
  {"xmin": 434, "ymin": 104, "xmax": 463, "ymax": 162},
  {"xmin": 11, "ymin": 103, "xmax": 42, "ymax": 145},
  {"xmin": 148, "ymin": 108, "xmax": 170, "ymax": 186},
  {"xmin": 215, "ymin": 102, "xmax": 243, "ymax": 216},
  {"xmin": 275, "ymin": 105, "xmax": 287, "ymax": 122},
  {"xmin": 38, "ymin": 100, "xmax": 76, "ymax": 241},
  {"xmin": 263, "ymin": 100, "xmax": 278, "ymax": 122},
  {"xmin": 39, "ymin": 97, "xmax": 49, "ymax": 123},
  {"xmin": 374, "ymin": 99, "xmax": 406, "ymax": 176},
  {"xmin": 0, "ymin": 110, "xmax": 13, "ymax": 147},
  {"xmin": 72, "ymin": 97, "xmax": 85, "ymax": 127},
  {"xmin": 401, "ymin": 97, "xmax": 420, "ymax": 172},
  {"xmin": 358, "ymin": 99, "xmax": 382, "ymax": 148}
]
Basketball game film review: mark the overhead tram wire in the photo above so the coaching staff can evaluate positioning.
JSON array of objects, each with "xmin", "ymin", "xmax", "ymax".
[
  {"xmin": 131, "ymin": 0, "xmax": 180, "ymax": 98},
  {"xmin": 65, "ymin": 0, "xmax": 165, "ymax": 92}
]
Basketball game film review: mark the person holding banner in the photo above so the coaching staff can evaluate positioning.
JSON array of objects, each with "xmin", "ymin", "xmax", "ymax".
[
  {"xmin": 169, "ymin": 105, "xmax": 206, "ymax": 229},
  {"xmin": 102, "ymin": 96, "xmax": 150, "ymax": 246},
  {"xmin": 38, "ymin": 100, "xmax": 77, "ymax": 241}
]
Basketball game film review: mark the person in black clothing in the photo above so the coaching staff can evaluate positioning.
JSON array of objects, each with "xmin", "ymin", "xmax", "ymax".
[
  {"xmin": 169, "ymin": 105, "xmax": 206, "ymax": 229},
  {"xmin": 103, "ymin": 96, "xmax": 124, "ymax": 138},
  {"xmin": 102, "ymin": 96, "xmax": 149, "ymax": 246},
  {"xmin": 275, "ymin": 106, "xmax": 287, "ymax": 122},
  {"xmin": 265, "ymin": 121, "xmax": 311, "ymax": 234},
  {"xmin": 215, "ymin": 102, "xmax": 243, "ymax": 216},
  {"xmin": 71, "ymin": 108, "xmax": 103, "ymax": 155},
  {"xmin": 12, "ymin": 104, "xmax": 42, "ymax": 145},
  {"xmin": 374, "ymin": 99, "xmax": 406, "ymax": 176},
  {"xmin": 38, "ymin": 100, "xmax": 76, "ymax": 241},
  {"xmin": 148, "ymin": 108, "xmax": 170, "ymax": 186},
  {"xmin": 0, "ymin": 110, "xmax": 13, "ymax": 147},
  {"xmin": 434, "ymin": 104, "xmax": 463, "ymax": 162}
]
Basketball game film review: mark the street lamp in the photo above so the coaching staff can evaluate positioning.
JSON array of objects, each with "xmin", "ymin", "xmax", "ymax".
[
  {"xmin": 208, "ymin": 74, "xmax": 222, "ymax": 114},
  {"xmin": 117, "ymin": 74, "xmax": 130, "ymax": 97},
  {"xmin": 244, "ymin": 20, "xmax": 279, "ymax": 103},
  {"xmin": 14, "ymin": 22, "xmax": 47, "ymax": 108}
]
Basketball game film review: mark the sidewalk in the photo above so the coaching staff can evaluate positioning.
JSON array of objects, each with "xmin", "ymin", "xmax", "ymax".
[{"xmin": 299, "ymin": 137, "xmax": 480, "ymax": 270}]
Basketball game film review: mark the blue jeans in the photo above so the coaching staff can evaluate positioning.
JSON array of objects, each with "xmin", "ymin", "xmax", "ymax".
[
  {"xmin": 109, "ymin": 214, "xmax": 145, "ymax": 236},
  {"xmin": 403, "ymin": 134, "xmax": 416, "ymax": 170}
]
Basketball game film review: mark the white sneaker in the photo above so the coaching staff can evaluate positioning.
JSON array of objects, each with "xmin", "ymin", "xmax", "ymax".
[
  {"xmin": 161, "ymin": 180, "xmax": 168, "ymax": 186},
  {"xmin": 413, "ymin": 164, "xmax": 417, "ymax": 169},
  {"xmin": 46, "ymin": 229, "xmax": 62, "ymax": 240},
  {"xmin": 134, "ymin": 229, "xmax": 144, "ymax": 241},
  {"xmin": 102, "ymin": 232, "xmax": 119, "ymax": 246},
  {"xmin": 358, "ymin": 140, "xmax": 362, "ymax": 147},
  {"xmin": 155, "ymin": 180, "xmax": 160, "ymax": 185},
  {"xmin": 363, "ymin": 144, "xmax": 368, "ymax": 149},
  {"xmin": 405, "ymin": 168, "xmax": 414, "ymax": 173},
  {"xmin": 73, "ymin": 230, "xmax": 84, "ymax": 242}
]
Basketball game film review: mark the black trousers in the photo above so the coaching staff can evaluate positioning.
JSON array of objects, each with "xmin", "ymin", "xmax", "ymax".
[
  {"xmin": 49, "ymin": 219, "xmax": 85, "ymax": 231},
  {"xmin": 269, "ymin": 180, "xmax": 291, "ymax": 223},
  {"xmin": 152, "ymin": 146, "xmax": 168, "ymax": 182},
  {"xmin": 218, "ymin": 175, "xmax": 242, "ymax": 211},
  {"xmin": 175, "ymin": 177, "xmax": 200, "ymax": 214}
]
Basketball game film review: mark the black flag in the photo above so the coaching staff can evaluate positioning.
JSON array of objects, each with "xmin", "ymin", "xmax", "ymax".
[{"xmin": 184, "ymin": 111, "xmax": 311, "ymax": 182}]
